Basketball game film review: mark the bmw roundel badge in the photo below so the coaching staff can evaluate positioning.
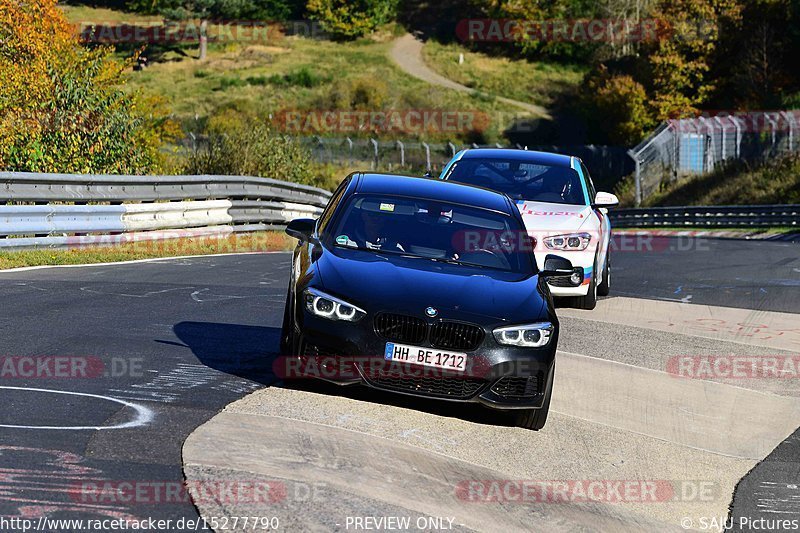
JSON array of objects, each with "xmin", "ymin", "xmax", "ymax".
[{"xmin": 425, "ymin": 307, "xmax": 438, "ymax": 317}]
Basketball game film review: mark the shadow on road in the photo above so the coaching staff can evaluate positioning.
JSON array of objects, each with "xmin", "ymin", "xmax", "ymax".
[
  {"xmin": 174, "ymin": 321, "xmax": 518, "ymax": 428},
  {"xmin": 173, "ymin": 321, "xmax": 280, "ymax": 385}
]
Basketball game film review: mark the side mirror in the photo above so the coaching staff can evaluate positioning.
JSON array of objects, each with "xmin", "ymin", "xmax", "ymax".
[
  {"xmin": 593, "ymin": 191, "xmax": 619, "ymax": 208},
  {"xmin": 540, "ymin": 254, "xmax": 573, "ymax": 278},
  {"xmin": 285, "ymin": 218, "xmax": 316, "ymax": 241}
]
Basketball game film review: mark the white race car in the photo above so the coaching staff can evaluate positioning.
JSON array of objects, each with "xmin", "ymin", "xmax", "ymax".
[{"xmin": 439, "ymin": 148, "xmax": 618, "ymax": 309}]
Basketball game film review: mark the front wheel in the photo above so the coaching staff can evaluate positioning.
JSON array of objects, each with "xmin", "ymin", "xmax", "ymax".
[
  {"xmin": 515, "ymin": 366, "xmax": 555, "ymax": 431},
  {"xmin": 279, "ymin": 287, "xmax": 296, "ymax": 356},
  {"xmin": 597, "ymin": 252, "xmax": 610, "ymax": 297}
]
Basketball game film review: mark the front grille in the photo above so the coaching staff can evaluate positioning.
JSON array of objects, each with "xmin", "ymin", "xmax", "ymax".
[
  {"xmin": 430, "ymin": 321, "xmax": 484, "ymax": 351},
  {"xmin": 370, "ymin": 373, "xmax": 486, "ymax": 399},
  {"xmin": 490, "ymin": 374, "xmax": 543, "ymax": 399},
  {"xmin": 374, "ymin": 313, "xmax": 427, "ymax": 343}
]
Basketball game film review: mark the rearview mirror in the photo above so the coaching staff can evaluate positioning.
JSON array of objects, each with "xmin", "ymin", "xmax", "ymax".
[
  {"xmin": 593, "ymin": 191, "xmax": 619, "ymax": 208},
  {"xmin": 285, "ymin": 218, "xmax": 316, "ymax": 241},
  {"xmin": 540, "ymin": 254, "xmax": 574, "ymax": 278}
]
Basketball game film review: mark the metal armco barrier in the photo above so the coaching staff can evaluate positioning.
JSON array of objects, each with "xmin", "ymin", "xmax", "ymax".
[
  {"xmin": 609, "ymin": 205, "xmax": 800, "ymax": 228},
  {"xmin": 0, "ymin": 173, "xmax": 331, "ymax": 249}
]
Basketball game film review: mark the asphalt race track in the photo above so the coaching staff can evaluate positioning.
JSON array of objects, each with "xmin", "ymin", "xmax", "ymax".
[
  {"xmin": 0, "ymin": 235, "xmax": 798, "ymax": 531},
  {"xmin": 609, "ymin": 235, "xmax": 800, "ymax": 313}
]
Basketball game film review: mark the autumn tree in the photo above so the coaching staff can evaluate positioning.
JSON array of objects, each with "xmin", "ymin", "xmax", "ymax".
[
  {"xmin": 306, "ymin": 0, "xmax": 400, "ymax": 40},
  {"xmin": 645, "ymin": 0, "xmax": 740, "ymax": 118},
  {"xmin": 0, "ymin": 0, "xmax": 178, "ymax": 173},
  {"xmin": 580, "ymin": 67, "xmax": 657, "ymax": 145}
]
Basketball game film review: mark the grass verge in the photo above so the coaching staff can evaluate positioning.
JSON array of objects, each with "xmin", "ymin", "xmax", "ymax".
[
  {"xmin": 63, "ymin": 6, "xmax": 536, "ymax": 144},
  {"xmin": 645, "ymin": 155, "xmax": 800, "ymax": 207},
  {"xmin": 0, "ymin": 232, "xmax": 294, "ymax": 270},
  {"xmin": 421, "ymin": 41, "xmax": 585, "ymax": 108}
]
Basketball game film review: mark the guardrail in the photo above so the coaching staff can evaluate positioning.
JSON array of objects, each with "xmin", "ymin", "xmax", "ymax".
[
  {"xmin": 0, "ymin": 173, "xmax": 331, "ymax": 249},
  {"xmin": 609, "ymin": 205, "xmax": 800, "ymax": 228}
]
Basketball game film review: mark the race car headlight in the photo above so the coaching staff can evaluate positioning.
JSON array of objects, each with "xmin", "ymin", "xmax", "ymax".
[
  {"xmin": 543, "ymin": 232, "xmax": 591, "ymax": 251},
  {"xmin": 493, "ymin": 322, "xmax": 554, "ymax": 347},
  {"xmin": 304, "ymin": 288, "xmax": 365, "ymax": 322}
]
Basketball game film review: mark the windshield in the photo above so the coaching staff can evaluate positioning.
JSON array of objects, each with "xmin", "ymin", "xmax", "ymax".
[
  {"xmin": 445, "ymin": 158, "xmax": 587, "ymax": 205},
  {"xmin": 326, "ymin": 194, "xmax": 534, "ymax": 274}
]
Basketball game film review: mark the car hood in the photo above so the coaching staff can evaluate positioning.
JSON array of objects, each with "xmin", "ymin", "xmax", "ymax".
[
  {"xmin": 515, "ymin": 200, "xmax": 592, "ymax": 234},
  {"xmin": 314, "ymin": 247, "xmax": 546, "ymax": 323}
]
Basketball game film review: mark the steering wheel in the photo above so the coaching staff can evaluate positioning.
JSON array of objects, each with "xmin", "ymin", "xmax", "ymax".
[
  {"xmin": 457, "ymin": 249, "xmax": 510, "ymax": 269},
  {"xmin": 481, "ymin": 162, "xmax": 539, "ymax": 186}
]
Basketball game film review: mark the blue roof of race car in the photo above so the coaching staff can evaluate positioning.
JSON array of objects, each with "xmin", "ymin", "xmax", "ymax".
[
  {"xmin": 458, "ymin": 148, "xmax": 573, "ymax": 168},
  {"xmin": 352, "ymin": 173, "xmax": 514, "ymax": 214}
]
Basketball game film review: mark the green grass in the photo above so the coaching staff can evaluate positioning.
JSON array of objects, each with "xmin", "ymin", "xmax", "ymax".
[
  {"xmin": 59, "ymin": 3, "xmax": 538, "ymax": 144},
  {"xmin": 0, "ymin": 232, "xmax": 294, "ymax": 270},
  {"xmin": 645, "ymin": 156, "xmax": 800, "ymax": 207},
  {"xmin": 61, "ymin": 4, "xmax": 162, "ymax": 24},
  {"xmin": 422, "ymin": 41, "xmax": 586, "ymax": 108}
]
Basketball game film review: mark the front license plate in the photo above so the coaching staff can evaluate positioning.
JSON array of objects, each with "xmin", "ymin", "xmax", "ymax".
[{"xmin": 384, "ymin": 342, "xmax": 467, "ymax": 372}]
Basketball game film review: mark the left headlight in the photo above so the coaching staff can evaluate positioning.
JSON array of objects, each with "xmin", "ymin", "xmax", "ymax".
[
  {"xmin": 543, "ymin": 232, "xmax": 591, "ymax": 251},
  {"xmin": 493, "ymin": 322, "xmax": 554, "ymax": 347},
  {"xmin": 304, "ymin": 288, "xmax": 366, "ymax": 322}
]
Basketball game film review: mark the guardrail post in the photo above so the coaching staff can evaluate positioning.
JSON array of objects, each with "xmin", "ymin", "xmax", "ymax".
[
  {"xmin": 732, "ymin": 116, "xmax": 742, "ymax": 158},
  {"xmin": 396, "ymin": 140, "xmax": 405, "ymax": 167},
  {"xmin": 766, "ymin": 114, "xmax": 777, "ymax": 150},
  {"xmin": 698, "ymin": 116, "xmax": 714, "ymax": 170},
  {"xmin": 628, "ymin": 149, "xmax": 641, "ymax": 207},
  {"xmin": 346, "ymin": 137, "xmax": 353, "ymax": 165},
  {"xmin": 714, "ymin": 117, "xmax": 726, "ymax": 160},
  {"xmin": 780, "ymin": 111, "xmax": 794, "ymax": 152},
  {"xmin": 370, "ymin": 138, "xmax": 379, "ymax": 170},
  {"xmin": 421, "ymin": 142, "xmax": 431, "ymax": 172}
]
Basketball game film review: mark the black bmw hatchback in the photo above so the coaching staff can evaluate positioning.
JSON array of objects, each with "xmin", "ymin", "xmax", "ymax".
[{"xmin": 280, "ymin": 173, "xmax": 573, "ymax": 430}]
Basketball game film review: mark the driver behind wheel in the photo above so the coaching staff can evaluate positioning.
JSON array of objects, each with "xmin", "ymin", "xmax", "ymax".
[{"xmin": 352, "ymin": 204, "xmax": 405, "ymax": 252}]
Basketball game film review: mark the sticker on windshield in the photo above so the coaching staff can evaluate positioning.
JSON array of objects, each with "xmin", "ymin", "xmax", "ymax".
[
  {"xmin": 336, "ymin": 235, "xmax": 355, "ymax": 247},
  {"xmin": 379, "ymin": 203, "xmax": 395, "ymax": 212}
]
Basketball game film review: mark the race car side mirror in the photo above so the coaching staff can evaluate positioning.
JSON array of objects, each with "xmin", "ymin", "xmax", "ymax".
[
  {"xmin": 540, "ymin": 254, "xmax": 574, "ymax": 278},
  {"xmin": 593, "ymin": 191, "xmax": 619, "ymax": 208},
  {"xmin": 285, "ymin": 218, "xmax": 316, "ymax": 242}
]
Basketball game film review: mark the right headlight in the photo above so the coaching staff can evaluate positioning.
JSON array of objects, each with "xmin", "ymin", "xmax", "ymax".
[
  {"xmin": 304, "ymin": 288, "xmax": 366, "ymax": 322},
  {"xmin": 543, "ymin": 232, "xmax": 591, "ymax": 251},
  {"xmin": 493, "ymin": 322, "xmax": 554, "ymax": 347}
]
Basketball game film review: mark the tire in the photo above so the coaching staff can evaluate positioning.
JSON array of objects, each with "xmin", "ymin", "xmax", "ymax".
[
  {"xmin": 572, "ymin": 260, "xmax": 597, "ymax": 310},
  {"xmin": 515, "ymin": 365, "xmax": 555, "ymax": 431},
  {"xmin": 279, "ymin": 287, "xmax": 296, "ymax": 356},
  {"xmin": 597, "ymin": 251, "xmax": 610, "ymax": 297}
]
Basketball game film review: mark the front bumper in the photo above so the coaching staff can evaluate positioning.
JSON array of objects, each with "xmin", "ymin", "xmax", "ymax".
[{"xmin": 288, "ymin": 311, "xmax": 556, "ymax": 410}]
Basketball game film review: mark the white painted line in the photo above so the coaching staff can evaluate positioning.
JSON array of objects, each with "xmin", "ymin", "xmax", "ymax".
[
  {"xmin": 0, "ymin": 386, "xmax": 153, "ymax": 430},
  {"xmin": 0, "ymin": 251, "xmax": 290, "ymax": 274}
]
